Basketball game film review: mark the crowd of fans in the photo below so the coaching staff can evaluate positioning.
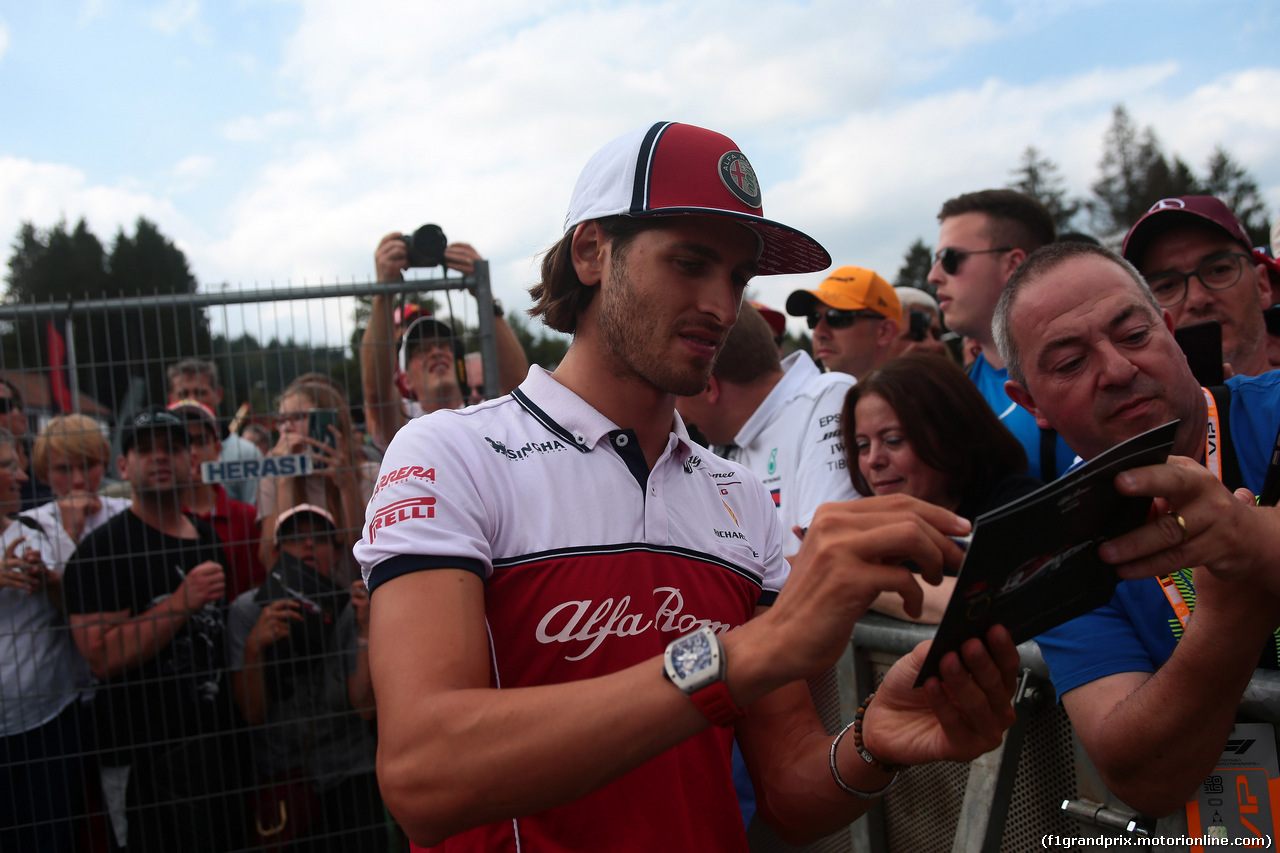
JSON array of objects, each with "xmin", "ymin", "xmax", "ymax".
[{"xmin": 3, "ymin": 117, "xmax": 1280, "ymax": 853}]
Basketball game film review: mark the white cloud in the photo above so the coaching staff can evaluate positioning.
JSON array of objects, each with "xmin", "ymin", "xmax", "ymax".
[
  {"xmin": 221, "ymin": 111, "xmax": 302, "ymax": 143},
  {"xmin": 7, "ymin": 0, "xmax": 1280, "ymax": 329},
  {"xmin": 0, "ymin": 156, "xmax": 196, "ymax": 273},
  {"xmin": 170, "ymin": 154, "xmax": 215, "ymax": 191},
  {"xmin": 145, "ymin": 0, "xmax": 202, "ymax": 36}
]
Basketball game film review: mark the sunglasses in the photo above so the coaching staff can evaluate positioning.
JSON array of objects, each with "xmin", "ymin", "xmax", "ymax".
[
  {"xmin": 906, "ymin": 309, "xmax": 944, "ymax": 342},
  {"xmin": 806, "ymin": 309, "xmax": 884, "ymax": 330},
  {"xmin": 934, "ymin": 246, "xmax": 1013, "ymax": 275}
]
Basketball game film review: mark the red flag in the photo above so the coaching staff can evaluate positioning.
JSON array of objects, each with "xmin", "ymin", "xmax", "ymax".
[{"xmin": 46, "ymin": 317, "xmax": 74, "ymax": 413}]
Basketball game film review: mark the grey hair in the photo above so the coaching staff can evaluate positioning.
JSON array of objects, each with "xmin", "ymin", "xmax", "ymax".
[{"xmin": 993, "ymin": 241, "xmax": 1158, "ymax": 385}]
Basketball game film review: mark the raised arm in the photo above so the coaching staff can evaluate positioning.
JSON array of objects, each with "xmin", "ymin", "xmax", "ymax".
[
  {"xmin": 361, "ymin": 233, "xmax": 410, "ymax": 450},
  {"xmin": 442, "ymin": 242, "xmax": 527, "ymax": 396}
]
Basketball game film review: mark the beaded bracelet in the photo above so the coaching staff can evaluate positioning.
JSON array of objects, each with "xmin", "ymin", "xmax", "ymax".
[{"xmin": 828, "ymin": 691, "xmax": 902, "ymax": 799}]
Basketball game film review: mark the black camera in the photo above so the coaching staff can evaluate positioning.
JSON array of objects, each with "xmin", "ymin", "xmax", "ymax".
[{"xmin": 401, "ymin": 224, "xmax": 448, "ymax": 268}]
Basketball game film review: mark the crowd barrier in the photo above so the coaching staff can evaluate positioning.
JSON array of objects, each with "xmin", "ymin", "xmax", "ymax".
[
  {"xmin": 749, "ymin": 613, "xmax": 1280, "ymax": 853},
  {"xmin": 0, "ymin": 266, "xmax": 495, "ymax": 851}
]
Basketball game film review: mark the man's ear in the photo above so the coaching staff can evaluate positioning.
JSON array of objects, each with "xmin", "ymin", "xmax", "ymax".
[
  {"xmin": 116, "ymin": 454, "xmax": 129, "ymax": 481},
  {"xmin": 1252, "ymin": 259, "xmax": 1273, "ymax": 307},
  {"xmin": 1005, "ymin": 378, "xmax": 1053, "ymax": 429},
  {"xmin": 1000, "ymin": 248, "xmax": 1027, "ymax": 283},
  {"xmin": 876, "ymin": 318, "xmax": 900, "ymax": 347},
  {"xmin": 570, "ymin": 222, "xmax": 607, "ymax": 287},
  {"xmin": 703, "ymin": 375, "xmax": 721, "ymax": 405}
]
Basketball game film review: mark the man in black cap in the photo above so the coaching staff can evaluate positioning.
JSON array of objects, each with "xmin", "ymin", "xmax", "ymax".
[{"xmin": 64, "ymin": 408, "xmax": 244, "ymax": 852}]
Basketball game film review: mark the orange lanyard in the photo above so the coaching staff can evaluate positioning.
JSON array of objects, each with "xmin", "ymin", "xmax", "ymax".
[{"xmin": 1157, "ymin": 389, "xmax": 1220, "ymax": 631}]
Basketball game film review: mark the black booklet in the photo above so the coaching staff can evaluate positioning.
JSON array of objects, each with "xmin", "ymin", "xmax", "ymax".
[{"xmin": 914, "ymin": 420, "xmax": 1179, "ymax": 686}]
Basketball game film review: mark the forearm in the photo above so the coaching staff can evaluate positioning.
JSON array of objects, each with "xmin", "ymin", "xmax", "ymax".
[
  {"xmin": 232, "ymin": 652, "xmax": 271, "ymax": 725},
  {"xmin": 1077, "ymin": 610, "xmax": 1272, "ymax": 815},
  {"xmin": 737, "ymin": 681, "xmax": 889, "ymax": 844},
  {"xmin": 377, "ymin": 655, "xmax": 710, "ymax": 845},
  {"xmin": 493, "ymin": 317, "xmax": 528, "ymax": 395},
  {"xmin": 347, "ymin": 639, "xmax": 375, "ymax": 720},
  {"xmin": 77, "ymin": 600, "xmax": 192, "ymax": 680},
  {"xmin": 360, "ymin": 293, "xmax": 404, "ymax": 448}
]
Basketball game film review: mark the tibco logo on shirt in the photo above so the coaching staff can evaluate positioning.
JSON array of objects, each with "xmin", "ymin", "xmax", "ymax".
[{"xmin": 535, "ymin": 586, "xmax": 731, "ymax": 661}]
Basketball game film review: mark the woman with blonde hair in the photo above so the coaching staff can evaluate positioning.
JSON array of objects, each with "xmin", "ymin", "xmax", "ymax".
[
  {"xmin": 25, "ymin": 414, "xmax": 131, "ymax": 568},
  {"xmin": 257, "ymin": 380, "xmax": 375, "ymax": 582}
]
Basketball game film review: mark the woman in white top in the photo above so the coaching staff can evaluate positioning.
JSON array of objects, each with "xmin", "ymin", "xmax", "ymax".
[{"xmin": 1, "ymin": 420, "xmax": 113, "ymax": 851}]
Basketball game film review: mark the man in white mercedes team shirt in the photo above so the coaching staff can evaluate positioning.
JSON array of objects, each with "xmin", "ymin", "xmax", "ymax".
[{"xmin": 677, "ymin": 302, "xmax": 858, "ymax": 557}]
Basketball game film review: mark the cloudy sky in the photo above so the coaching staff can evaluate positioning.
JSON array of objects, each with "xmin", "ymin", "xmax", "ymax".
[{"xmin": 2, "ymin": 0, "xmax": 1278, "ymax": 340}]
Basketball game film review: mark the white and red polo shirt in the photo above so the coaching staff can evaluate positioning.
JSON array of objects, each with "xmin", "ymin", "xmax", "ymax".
[{"xmin": 356, "ymin": 366, "xmax": 788, "ymax": 853}]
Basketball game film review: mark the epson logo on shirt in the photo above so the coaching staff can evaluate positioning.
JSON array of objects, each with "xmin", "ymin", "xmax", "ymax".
[
  {"xmin": 368, "ymin": 497, "xmax": 436, "ymax": 541},
  {"xmin": 535, "ymin": 586, "xmax": 731, "ymax": 661},
  {"xmin": 484, "ymin": 437, "xmax": 568, "ymax": 460}
]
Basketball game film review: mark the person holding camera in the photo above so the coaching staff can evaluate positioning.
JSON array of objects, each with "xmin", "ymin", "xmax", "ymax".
[
  {"xmin": 360, "ymin": 233, "xmax": 528, "ymax": 451},
  {"xmin": 257, "ymin": 381, "xmax": 373, "ymax": 586}
]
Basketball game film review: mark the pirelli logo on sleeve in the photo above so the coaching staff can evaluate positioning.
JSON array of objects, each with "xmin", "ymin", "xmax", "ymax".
[{"xmin": 368, "ymin": 497, "xmax": 437, "ymax": 541}]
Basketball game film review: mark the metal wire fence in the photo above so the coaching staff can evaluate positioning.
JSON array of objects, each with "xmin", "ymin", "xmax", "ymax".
[{"xmin": 0, "ymin": 269, "xmax": 495, "ymax": 852}]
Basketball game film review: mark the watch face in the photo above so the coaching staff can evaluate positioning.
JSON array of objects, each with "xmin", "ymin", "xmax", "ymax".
[{"xmin": 671, "ymin": 632, "xmax": 713, "ymax": 680}]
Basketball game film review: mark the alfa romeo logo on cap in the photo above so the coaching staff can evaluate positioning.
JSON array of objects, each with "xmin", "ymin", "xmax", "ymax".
[
  {"xmin": 1149, "ymin": 198, "xmax": 1186, "ymax": 212},
  {"xmin": 719, "ymin": 152, "xmax": 762, "ymax": 209}
]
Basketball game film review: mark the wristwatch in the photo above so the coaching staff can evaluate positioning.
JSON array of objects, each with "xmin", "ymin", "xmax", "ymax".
[{"xmin": 663, "ymin": 626, "xmax": 746, "ymax": 726}]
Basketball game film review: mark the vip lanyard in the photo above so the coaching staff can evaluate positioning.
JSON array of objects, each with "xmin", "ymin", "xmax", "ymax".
[{"xmin": 1157, "ymin": 388, "xmax": 1220, "ymax": 634}]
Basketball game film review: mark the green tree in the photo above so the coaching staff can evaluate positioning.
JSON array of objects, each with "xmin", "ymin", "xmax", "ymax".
[
  {"xmin": 1202, "ymin": 145, "xmax": 1271, "ymax": 246},
  {"xmin": 1008, "ymin": 146, "xmax": 1082, "ymax": 233},
  {"xmin": 1090, "ymin": 105, "xmax": 1198, "ymax": 237},
  {"xmin": 3, "ymin": 217, "xmax": 212, "ymax": 411},
  {"xmin": 508, "ymin": 313, "xmax": 570, "ymax": 369},
  {"xmin": 894, "ymin": 238, "xmax": 935, "ymax": 298}
]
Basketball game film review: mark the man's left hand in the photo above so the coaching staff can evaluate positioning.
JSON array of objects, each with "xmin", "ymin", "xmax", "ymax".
[
  {"xmin": 864, "ymin": 625, "xmax": 1020, "ymax": 767},
  {"xmin": 1102, "ymin": 456, "xmax": 1278, "ymax": 588}
]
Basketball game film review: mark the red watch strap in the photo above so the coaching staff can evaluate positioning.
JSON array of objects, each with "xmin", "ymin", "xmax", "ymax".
[{"xmin": 689, "ymin": 680, "xmax": 746, "ymax": 726}]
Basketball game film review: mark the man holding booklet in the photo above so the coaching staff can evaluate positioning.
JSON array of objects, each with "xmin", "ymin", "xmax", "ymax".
[{"xmin": 992, "ymin": 240, "xmax": 1280, "ymax": 817}]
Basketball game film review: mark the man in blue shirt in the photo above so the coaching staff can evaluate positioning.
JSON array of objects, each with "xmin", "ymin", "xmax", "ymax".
[
  {"xmin": 994, "ymin": 240, "xmax": 1280, "ymax": 818},
  {"xmin": 928, "ymin": 189, "xmax": 1075, "ymax": 480}
]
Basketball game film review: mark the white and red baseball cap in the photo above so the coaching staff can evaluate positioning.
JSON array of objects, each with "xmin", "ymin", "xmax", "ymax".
[{"xmin": 563, "ymin": 121, "xmax": 831, "ymax": 276}]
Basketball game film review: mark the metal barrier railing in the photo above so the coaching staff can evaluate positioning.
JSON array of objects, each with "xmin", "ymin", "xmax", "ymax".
[
  {"xmin": 748, "ymin": 614, "xmax": 1280, "ymax": 853},
  {"xmin": 0, "ymin": 269, "xmax": 494, "ymax": 852}
]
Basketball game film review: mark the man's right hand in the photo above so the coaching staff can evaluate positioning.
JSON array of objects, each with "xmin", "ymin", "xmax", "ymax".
[
  {"xmin": 176, "ymin": 561, "xmax": 225, "ymax": 611},
  {"xmin": 57, "ymin": 492, "xmax": 103, "ymax": 542},
  {"xmin": 375, "ymin": 232, "xmax": 410, "ymax": 283},
  {"xmin": 762, "ymin": 495, "xmax": 971, "ymax": 681}
]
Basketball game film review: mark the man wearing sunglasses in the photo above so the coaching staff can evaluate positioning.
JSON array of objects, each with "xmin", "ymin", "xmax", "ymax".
[
  {"xmin": 887, "ymin": 286, "xmax": 947, "ymax": 360},
  {"xmin": 928, "ymin": 189, "xmax": 1073, "ymax": 481},
  {"xmin": 784, "ymin": 265, "xmax": 901, "ymax": 381},
  {"xmin": 1122, "ymin": 196, "xmax": 1273, "ymax": 378}
]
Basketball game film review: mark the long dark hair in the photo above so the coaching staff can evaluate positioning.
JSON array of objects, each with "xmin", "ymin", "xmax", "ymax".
[
  {"xmin": 842, "ymin": 353, "xmax": 1027, "ymax": 504},
  {"xmin": 528, "ymin": 216, "xmax": 672, "ymax": 334}
]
